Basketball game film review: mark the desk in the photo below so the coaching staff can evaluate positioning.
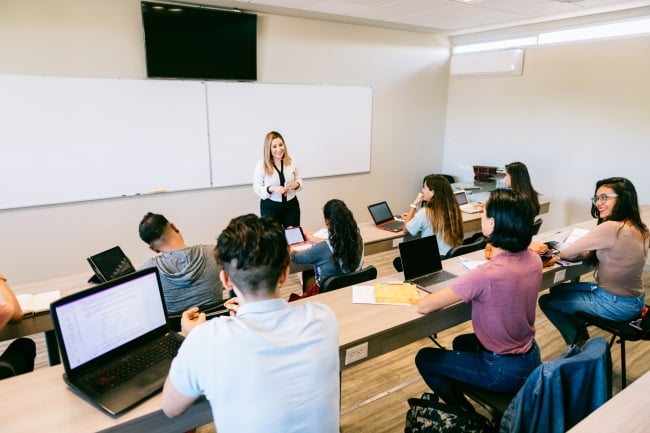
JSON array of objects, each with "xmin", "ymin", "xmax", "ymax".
[
  {"xmin": 567, "ymin": 370, "xmax": 650, "ymax": 433},
  {"xmin": 360, "ymin": 198, "xmax": 551, "ymax": 252},
  {"xmin": 1, "ymin": 220, "xmax": 595, "ymax": 432},
  {"xmin": 0, "ymin": 365, "xmax": 212, "ymax": 433}
]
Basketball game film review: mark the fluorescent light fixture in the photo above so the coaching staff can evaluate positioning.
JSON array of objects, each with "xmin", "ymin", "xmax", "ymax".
[
  {"xmin": 453, "ymin": 36, "xmax": 538, "ymax": 54},
  {"xmin": 539, "ymin": 17, "xmax": 650, "ymax": 45}
]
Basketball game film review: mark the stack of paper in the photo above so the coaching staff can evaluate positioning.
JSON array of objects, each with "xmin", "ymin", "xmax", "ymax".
[
  {"xmin": 16, "ymin": 290, "xmax": 61, "ymax": 316},
  {"xmin": 352, "ymin": 283, "xmax": 420, "ymax": 306}
]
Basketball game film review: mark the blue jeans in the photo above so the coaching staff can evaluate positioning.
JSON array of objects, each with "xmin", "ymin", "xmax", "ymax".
[
  {"xmin": 415, "ymin": 334, "xmax": 541, "ymax": 408},
  {"xmin": 539, "ymin": 282, "xmax": 645, "ymax": 345}
]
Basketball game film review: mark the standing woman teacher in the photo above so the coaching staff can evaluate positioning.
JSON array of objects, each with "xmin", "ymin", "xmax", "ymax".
[{"xmin": 253, "ymin": 131, "xmax": 303, "ymax": 227}]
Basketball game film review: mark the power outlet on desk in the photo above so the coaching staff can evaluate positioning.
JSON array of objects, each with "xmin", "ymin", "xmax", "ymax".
[
  {"xmin": 345, "ymin": 342, "xmax": 369, "ymax": 365},
  {"xmin": 553, "ymin": 269, "xmax": 567, "ymax": 284},
  {"xmin": 392, "ymin": 237, "xmax": 404, "ymax": 248}
]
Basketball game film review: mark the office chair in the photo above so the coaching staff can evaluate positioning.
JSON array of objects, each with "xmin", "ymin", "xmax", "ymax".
[
  {"xmin": 454, "ymin": 337, "xmax": 611, "ymax": 432},
  {"xmin": 531, "ymin": 218, "xmax": 543, "ymax": 235},
  {"xmin": 167, "ymin": 299, "xmax": 230, "ymax": 332},
  {"xmin": 444, "ymin": 235, "xmax": 487, "ymax": 259},
  {"xmin": 319, "ymin": 265, "xmax": 377, "ymax": 293},
  {"xmin": 575, "ymin": 306, "xmax": 650, "ymax": 388}
]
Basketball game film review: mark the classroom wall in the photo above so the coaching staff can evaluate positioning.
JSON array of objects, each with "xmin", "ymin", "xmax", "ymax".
[
  {"xmin": 443, "ymin": 35, "xmax": 650, "ymax": 231},
  {"xmin": 0, "ymin": 0, "xmax": 450, "ymax": 284}
]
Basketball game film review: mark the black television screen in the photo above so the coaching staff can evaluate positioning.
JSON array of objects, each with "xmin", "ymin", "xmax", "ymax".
[{"xmin": 141, "ymin": 1, "xmax": 257, "ymax": 81}]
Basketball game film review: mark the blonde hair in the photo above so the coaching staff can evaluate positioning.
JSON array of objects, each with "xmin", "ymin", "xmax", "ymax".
[{"xmin": 263, "ymin": 131, "xmax": 293, "ymax": 176}]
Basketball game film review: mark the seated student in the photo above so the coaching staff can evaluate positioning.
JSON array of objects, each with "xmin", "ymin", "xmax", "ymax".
[
  {"xmin": 414, "ymin": 189, "xmax": 542, "ymax": 409},
  {"xmin": 138, "ymin": 212, "xmax": 223, "ymax": 314},
  {"xmin": 0, "ymin": 273, "xmax": 36, "ymax": 380},
  {"xmin": 394, "ymin": 174, "xmax": 464, "ymax": 271},
  {"xmin": 504, "ymin": 161, "xmax": 540, "ymax": 218},
  {"xmin": 291, "ymin": 199, "xmax": 364, "ymax": 295},
  {"xmin": 539, "ymin": 177, "xmax": 648, "ymax": 345},
  {"xmin": 161, "ymin": 214, "xmax": 340, "ymax": 433}
]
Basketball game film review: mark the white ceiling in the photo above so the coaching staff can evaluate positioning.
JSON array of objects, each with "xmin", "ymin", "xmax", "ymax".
[{"xmin": 192, "ymin": 0, "xmax": 650, "ymax": 35}]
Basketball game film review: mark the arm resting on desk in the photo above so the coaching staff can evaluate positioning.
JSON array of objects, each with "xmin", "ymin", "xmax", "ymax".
[
  {"xmin": 161, "ymin": 376, "xmax": 199, "ymax": 418},
  {"xmin": 417, "ymin": 287, "xmax": 462, "ymax": 315}
]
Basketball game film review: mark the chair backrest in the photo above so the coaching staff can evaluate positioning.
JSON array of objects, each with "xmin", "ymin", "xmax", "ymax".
[
  {"xmin": 320, "ymin": 265, "xmax": 378, "ymax": 293},
  {"xmin": 531, "ymin": 218, "xmax": 543, "ymax": 235},
  {"xmin": 500, "ymin": 337, "xmax": 611, "ymax": 433},
  {"xmin": 445, "ymin": 236, "xmax": 487, "ymax": 259}
]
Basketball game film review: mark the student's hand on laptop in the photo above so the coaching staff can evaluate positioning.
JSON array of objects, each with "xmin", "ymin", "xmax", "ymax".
[
  {"xmin": 180, "ymin": 307, "xmax": 206, "ymax": 336},
  {"xmin": 224, "ymin": 297, "xmax": 240, "ymax": 317}
]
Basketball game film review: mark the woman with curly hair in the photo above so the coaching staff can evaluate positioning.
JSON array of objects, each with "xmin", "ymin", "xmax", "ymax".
[{"xmin": 291, "ymin": 199, "xmax": 363, "ymax": 294}]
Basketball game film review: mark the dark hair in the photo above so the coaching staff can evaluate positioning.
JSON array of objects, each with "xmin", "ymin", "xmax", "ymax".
[
  {"xmin": 138, "ymin": 212, "xmax": 169, "ymax": 245},
  {"xmin": 422, "ymin": 175, "xmax": 464, "ymax": 248},
  {"xmin": 215, "ymin": 214, "xmax": 290, "ymax": 295},
  {"xmin": 485, "ymin": 189, "xmax": 533, "ymax": 252},
  {"xmin": 505, "ymin": 162, "xmax": 540, "ymax": 218},
  {"xmin": 591, "ymin": 177, "xmax": 649, "ymax": 241},
  {"xmin": 323, "ymin": 199, "xmax": 362, "ymax": 272}
]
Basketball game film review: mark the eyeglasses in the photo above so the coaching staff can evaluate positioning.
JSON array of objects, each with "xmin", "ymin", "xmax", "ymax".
[{"xmin": 591, "ymin": 194, "xmax": 618, "ymax": 204}]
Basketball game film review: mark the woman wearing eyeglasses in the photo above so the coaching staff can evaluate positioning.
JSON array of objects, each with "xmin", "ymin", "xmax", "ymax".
[{"xmin": 539, "ymin": 177, "xmax": 648, "ymax": 345}]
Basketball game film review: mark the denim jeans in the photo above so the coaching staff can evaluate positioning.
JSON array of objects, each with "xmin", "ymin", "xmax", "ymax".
[
  {"xmin": 415, "ymin": 334, "xmax": 541, "ymax": 408},
  {"xmin": 539, "ymin": 282, "xmax": 645, "ymax": 345}
]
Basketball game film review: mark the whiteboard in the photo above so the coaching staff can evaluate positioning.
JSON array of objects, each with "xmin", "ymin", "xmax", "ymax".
[
  {"xmin": 0, "ymin": 75, "xmax": 372, "ymax": 209},
  {"xmin": 0, "ymin": 75, "xmax": 211, "ymax": 209},
  {"xmin": 206, "ymin": 82, "xmax": 372, "ymax": 187}
]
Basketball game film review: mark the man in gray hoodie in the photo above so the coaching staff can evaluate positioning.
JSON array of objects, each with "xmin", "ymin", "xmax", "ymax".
[{"xmin": 138, "ymin": 212, "xmax": 223, "ymax": 314}]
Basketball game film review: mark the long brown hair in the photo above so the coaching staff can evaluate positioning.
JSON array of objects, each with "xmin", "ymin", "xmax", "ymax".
[{"xmin": 423, "ymin": 175, "xmax": 464, "ymax": 248}]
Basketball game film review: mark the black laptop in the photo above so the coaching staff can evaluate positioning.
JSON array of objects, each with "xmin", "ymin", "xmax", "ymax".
[
  {"xmin": 367, "ymin": 201, "xmax": 404, "ymax": 232},
  {"xmin": 50, "ymin": 267, "xmax": 183, "ymax": 416},
  {"xmin": 399, "ymin": 235, "xmax": 457, "ymax": 292},
  {"xmin": 86, "ymin": 245, "xmax": 136, "ymax": 284}
]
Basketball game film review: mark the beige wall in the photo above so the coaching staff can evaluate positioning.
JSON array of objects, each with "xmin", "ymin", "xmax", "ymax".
[
  {"xmin": 0, "ymin": 0, "xmax": 451, "ymax": 284},
  {"xmin": 443, "ymin": 35, "xmax": 650, "ymax": 231}
]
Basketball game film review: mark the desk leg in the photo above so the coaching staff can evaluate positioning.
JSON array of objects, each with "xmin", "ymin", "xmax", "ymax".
[{"xmin": 45, "ymin": 330, "xmax": 60, "ymax": 366}]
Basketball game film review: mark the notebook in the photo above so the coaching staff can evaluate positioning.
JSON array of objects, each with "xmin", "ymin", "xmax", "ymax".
[
  {"xmin": 399, "ymin": 235, "xmax": 457, "ymax": 292},
  {"xmin": 454, "ymin": 190, "xmax": 482, "ymax": 214},
  {"xmin": 50, "ymin": 267, "xmax": 183, "ymax": 416},
  {"xmin": 367, "ymin": 201, "xmax": 404, "ymax": 232},
  {"xmin": 285, "ymin": 226, "xmax": 313, "ymax": 251},
  {"xmin": 86, "ymin": 246, "xmax": 136, "ymax": 284}
]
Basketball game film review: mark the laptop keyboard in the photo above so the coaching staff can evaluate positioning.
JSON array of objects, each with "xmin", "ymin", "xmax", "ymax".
[
  {"xmin": 382, "ymin": 220, "xmax": 404, "ymax": 231},
  {"xmin": 81, "ymin": 334, "xmax": 181, "ymax": 394},
  {"xmin": 410, "ymin": 271, "xmax": 455, "ymax": 287}
]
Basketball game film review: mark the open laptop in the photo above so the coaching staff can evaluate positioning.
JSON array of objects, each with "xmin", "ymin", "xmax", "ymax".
[
  {"xmin": 50, "ymin": 267, "xmax": 184, "ymax": 416},
  {"xmin": 285, "ymin": 226, "xmax": 313, "ymax": 251},
  {"xmin": 399, "ymin": 235, "xmax": 457, "ymax": 292},
  {"xmin": 367, "ymin": 201, "xmax": 404, "ymax": 232},
  {"xmin": 86, "ymin": 246, "xmax": 136, "ymax": 284},
  {"xmin": 454, "ymin": 190, "xmax": 482, "ymax": 214}
]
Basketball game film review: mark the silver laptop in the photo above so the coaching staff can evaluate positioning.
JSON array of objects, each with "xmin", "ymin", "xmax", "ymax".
[
  {"xmin": 454, "ymin": 190, "xmax": 482, "ymax": 214},
  {"xmin": 50, "ymin": 267, "xmax": 183, "ymax": 416},
  {"xmin": 399, "ymin": 235, "xmax": 457, "ymax": 292},
  {"xmin": 367, "ymin": 201, "xmax": 404, "ymax": 232}
]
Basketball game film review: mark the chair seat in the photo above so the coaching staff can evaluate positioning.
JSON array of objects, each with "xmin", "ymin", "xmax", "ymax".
[
  {"xmin": 577, "ymin": 312, "xmax": 650, "ymax": 341},
  {"xmin": 448, "ymin": 379, "xmax": 516, "ymax": 426}
]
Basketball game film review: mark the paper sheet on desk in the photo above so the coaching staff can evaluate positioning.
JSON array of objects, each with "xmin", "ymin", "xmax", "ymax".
[
  {"xmin": 460, "ymin": 260, "xmax": 487, "ymax": 271},
  {"xmin": 352, "ymin": 284, "xmax": 420, "ymax": 306},
  {"xmin": 564, "ymin": 227, "xmax": 589, "ymax": 246}
]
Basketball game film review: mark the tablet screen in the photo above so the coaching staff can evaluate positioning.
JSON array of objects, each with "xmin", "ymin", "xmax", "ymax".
[{"xmin": 285, "ymin": 227, "xmax": 305, "ymax": 245}]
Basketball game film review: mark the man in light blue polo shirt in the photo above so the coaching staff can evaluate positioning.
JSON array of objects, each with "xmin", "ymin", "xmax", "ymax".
[{"xmin": 162, "ymin": 214, "xmax": 340, "ymax": 433}]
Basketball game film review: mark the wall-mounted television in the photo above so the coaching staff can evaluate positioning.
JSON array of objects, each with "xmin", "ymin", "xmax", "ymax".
[{"xmin": 141, "ymin": 1, "xmax": 257, "ymax": 81}]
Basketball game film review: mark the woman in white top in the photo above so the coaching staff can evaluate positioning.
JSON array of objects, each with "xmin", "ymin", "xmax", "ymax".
[{"xmin": 252, "ymin": 131, "xmax": 303, "ymax": 227}]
